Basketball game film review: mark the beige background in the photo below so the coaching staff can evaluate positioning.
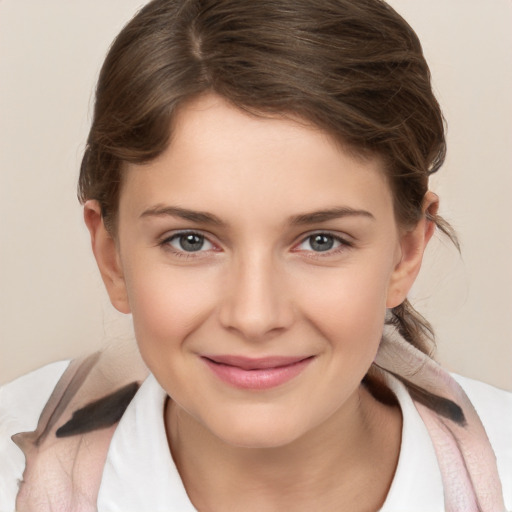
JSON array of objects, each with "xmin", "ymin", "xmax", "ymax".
[{"xmin": 1, "ymin": 1, "xmax": 511, "ymax": 389}]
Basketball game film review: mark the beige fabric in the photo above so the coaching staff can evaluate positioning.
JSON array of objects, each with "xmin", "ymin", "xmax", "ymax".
[{"xmin": 12, "ymin": 345, "xmax": 148, "ymax": 512}]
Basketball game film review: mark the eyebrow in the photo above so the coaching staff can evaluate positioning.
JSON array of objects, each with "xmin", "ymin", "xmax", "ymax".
[
  {"xmin": 289, "ymin": 207, "xmax": 375, "ymax": 225},
  {"xmin": 140, "ymin": 205, "xmax": 374, "ymax": 227},
  {"xmin": 140, "ymin": 205, "xmax": 226, "ymax": 226}
]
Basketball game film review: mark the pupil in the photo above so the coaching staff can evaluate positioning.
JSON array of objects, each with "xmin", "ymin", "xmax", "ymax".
[
  {"xmin": 180, "ymin": 234, "xmax": 204, "ymax": 252},
  {"xmin": 311, "ymin": 234, "xmax": 334, "ymax": 252}
]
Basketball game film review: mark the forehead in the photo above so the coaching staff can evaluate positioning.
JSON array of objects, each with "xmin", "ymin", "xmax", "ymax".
[{"xmin": 119, "ymin": 94, "xmax": 394, "ymax": 226}]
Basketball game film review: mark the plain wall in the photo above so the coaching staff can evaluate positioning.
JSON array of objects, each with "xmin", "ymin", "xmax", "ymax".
[{"xmin": 1, "ymin": 0, "xmax": 511, "ymax": 389}]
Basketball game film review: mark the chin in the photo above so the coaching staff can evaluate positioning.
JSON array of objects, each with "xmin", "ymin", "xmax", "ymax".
[{"xmin": 206, "ymin": 412, "xmax": 310, "ymax": 450}]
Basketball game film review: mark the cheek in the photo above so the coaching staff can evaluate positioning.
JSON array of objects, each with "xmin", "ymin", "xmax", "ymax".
[
  {"xmin": 123, "ymin": 265, "xmax": 218, "ymax": 358},
  {"xmin": 292, "ymin": 261, "xmax": 394, "ymax": 354}
]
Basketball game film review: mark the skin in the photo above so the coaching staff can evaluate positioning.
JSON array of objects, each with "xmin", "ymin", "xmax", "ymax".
[{"xmin": 85, "ymin": 93, "xmax": 437, "ymax": 511}]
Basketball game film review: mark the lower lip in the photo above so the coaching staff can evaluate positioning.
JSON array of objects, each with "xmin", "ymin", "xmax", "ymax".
[{"xmin": 203, "ymin": 357, "xmax": 314, "ymax": 390}]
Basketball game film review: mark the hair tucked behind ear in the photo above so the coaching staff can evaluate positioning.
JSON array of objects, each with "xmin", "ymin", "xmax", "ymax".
[
  {"xmin": 78, "ymin": 0, "xmax": 458, "ymax": 358},
  {"xmin": 387, "ymin": 210, "xmax": 459, "ymax": 356},
  {"xmin": 388, "ymin": 300, "xmax": 435, "ymax": 355}
]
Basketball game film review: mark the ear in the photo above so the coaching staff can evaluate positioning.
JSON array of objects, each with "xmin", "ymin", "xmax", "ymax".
[
  {"xmin": 386, "ymin": 191, "xmax": 438, "ymax": 308},
  {"xmin": 83, "ymin": 200, "xmax": 131, "ymax": 314}
]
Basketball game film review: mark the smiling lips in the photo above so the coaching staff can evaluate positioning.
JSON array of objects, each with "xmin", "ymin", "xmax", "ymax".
[{"xmin": 202, "ymin": 355, "xmax": 314, "ymax": 390}]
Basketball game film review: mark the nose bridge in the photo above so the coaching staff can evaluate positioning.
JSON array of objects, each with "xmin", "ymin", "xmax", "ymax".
[{"xmin": 219, "ymin": 247, "xmax": 293, "ymax": 340}]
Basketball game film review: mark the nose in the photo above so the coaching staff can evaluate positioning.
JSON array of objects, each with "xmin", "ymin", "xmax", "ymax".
[{"xmin": 218, "ymin": 253, "xmax": 294, "ymax": 341}]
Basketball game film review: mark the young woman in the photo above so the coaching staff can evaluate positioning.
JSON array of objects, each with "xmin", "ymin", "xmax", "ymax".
[{"xmin": 1, "ymin": 1, "xmax": 511, "ymax": 511}]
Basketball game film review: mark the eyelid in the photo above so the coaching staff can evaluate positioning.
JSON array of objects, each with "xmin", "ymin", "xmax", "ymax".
[
  {"xmin": 157, "ymin": 229, "xmax": 353, "ymax": 260},
  {"xmin": 159, "ymin": 229, "xmax": 221, "ymax": 257},
  {"xmin": 292, "ymin": 231, "xmax": 354, "ymax": 255}
]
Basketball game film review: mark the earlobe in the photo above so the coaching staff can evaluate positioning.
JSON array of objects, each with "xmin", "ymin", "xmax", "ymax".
[
  {"xmin": 83, "ymin": 200, "xmax": 131, "ymax": 314},
  {"xmin": 386, "ymin": 191, "xmax": 439, "ymax": 308}
]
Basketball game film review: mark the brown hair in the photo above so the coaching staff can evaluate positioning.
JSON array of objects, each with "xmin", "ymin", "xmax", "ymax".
[{"xmin": 78, "ymin": 0, "xmax": 455, "ymax": 356}]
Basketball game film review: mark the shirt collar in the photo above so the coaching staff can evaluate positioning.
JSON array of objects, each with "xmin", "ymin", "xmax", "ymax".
[
  {"xmin": 97, "ymin": 372, "xmax": 443, "ymax": 511},
  {"xmin": 380, "ymin": 374, "xmax": 444, "ymax": 511},
  {"xmin": 97, "ymin": 374, "xmax": 196, "ymax": 511}
]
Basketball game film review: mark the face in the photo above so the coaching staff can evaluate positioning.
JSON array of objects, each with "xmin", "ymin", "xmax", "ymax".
[{"xmin": 99, "ymin": 94, "xmax": 425, "ymax": 448}]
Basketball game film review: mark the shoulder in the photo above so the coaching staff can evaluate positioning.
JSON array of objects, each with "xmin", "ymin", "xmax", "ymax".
[
  {"xmin": 452, "ymin": 373, "xmax": 512, "ymax": 505},
  {"xmin": 0, "ymin": 361, "xmax": 69, "ymax": 509},
  {"xmin": 452, "ymin": 373, "xmax": 512, "ymax": 439},
  {"xmin": 0, "ymin": 361, "xmax": 70, "ymax": 432},
  {"xmin": 0, "ymin": 360, "xmax": 70, "ymax": 414}
]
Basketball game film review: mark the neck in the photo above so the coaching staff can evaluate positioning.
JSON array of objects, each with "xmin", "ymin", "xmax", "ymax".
[{"xmin": 166, "ymin": 385, "xmax": 402, "ymax": 512}]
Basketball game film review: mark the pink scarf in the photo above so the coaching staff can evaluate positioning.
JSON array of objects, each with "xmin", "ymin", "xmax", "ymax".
[
  {"xmin": 12, "ymin": 327, "xmax": 506, "ymax": 511},
  {"xmin": 375, "ymin": 326, "xmax": 506, "ymax": 512}
]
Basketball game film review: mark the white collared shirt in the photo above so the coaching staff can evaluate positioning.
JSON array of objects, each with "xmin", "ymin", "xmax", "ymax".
[{"xmin": 1, "ymin": 362, "xmax": 511, "ymax": 511}]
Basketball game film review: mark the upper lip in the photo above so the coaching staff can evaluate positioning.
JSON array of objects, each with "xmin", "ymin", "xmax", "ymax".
[{"xmin": 202, "ymin": 355, "xmax": 313, "ymax": 370}]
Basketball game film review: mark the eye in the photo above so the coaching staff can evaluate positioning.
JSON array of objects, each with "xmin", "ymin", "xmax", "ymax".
[
  {"xmin": 165, "ymin": 232, "xmax": 215, "ymax": 253},
  {"xmin": 295, "ymin": 233, "xmax": 350, "ymax": 253}
]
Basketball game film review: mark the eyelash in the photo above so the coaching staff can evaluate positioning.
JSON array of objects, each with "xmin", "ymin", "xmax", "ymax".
[
  {"xmin": 158, "ymin": 230, "xmax": 353, "ymax": 259},
  {"xmin": 159, "ymin": 230, "xmax": 218, "ymax": 259},
  {"xmin": 293, "ymin": 232, "xmax": 353, "ymax": 257}
]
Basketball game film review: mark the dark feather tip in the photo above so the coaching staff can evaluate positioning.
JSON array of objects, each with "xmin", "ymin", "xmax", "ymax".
[
  {"xmin": 407, "ymin": 384, "xmax": 467, "ymax": 426},
  {"xmin": 55, "ymin": 381, "xmax": 140, "ymax": 438}
]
